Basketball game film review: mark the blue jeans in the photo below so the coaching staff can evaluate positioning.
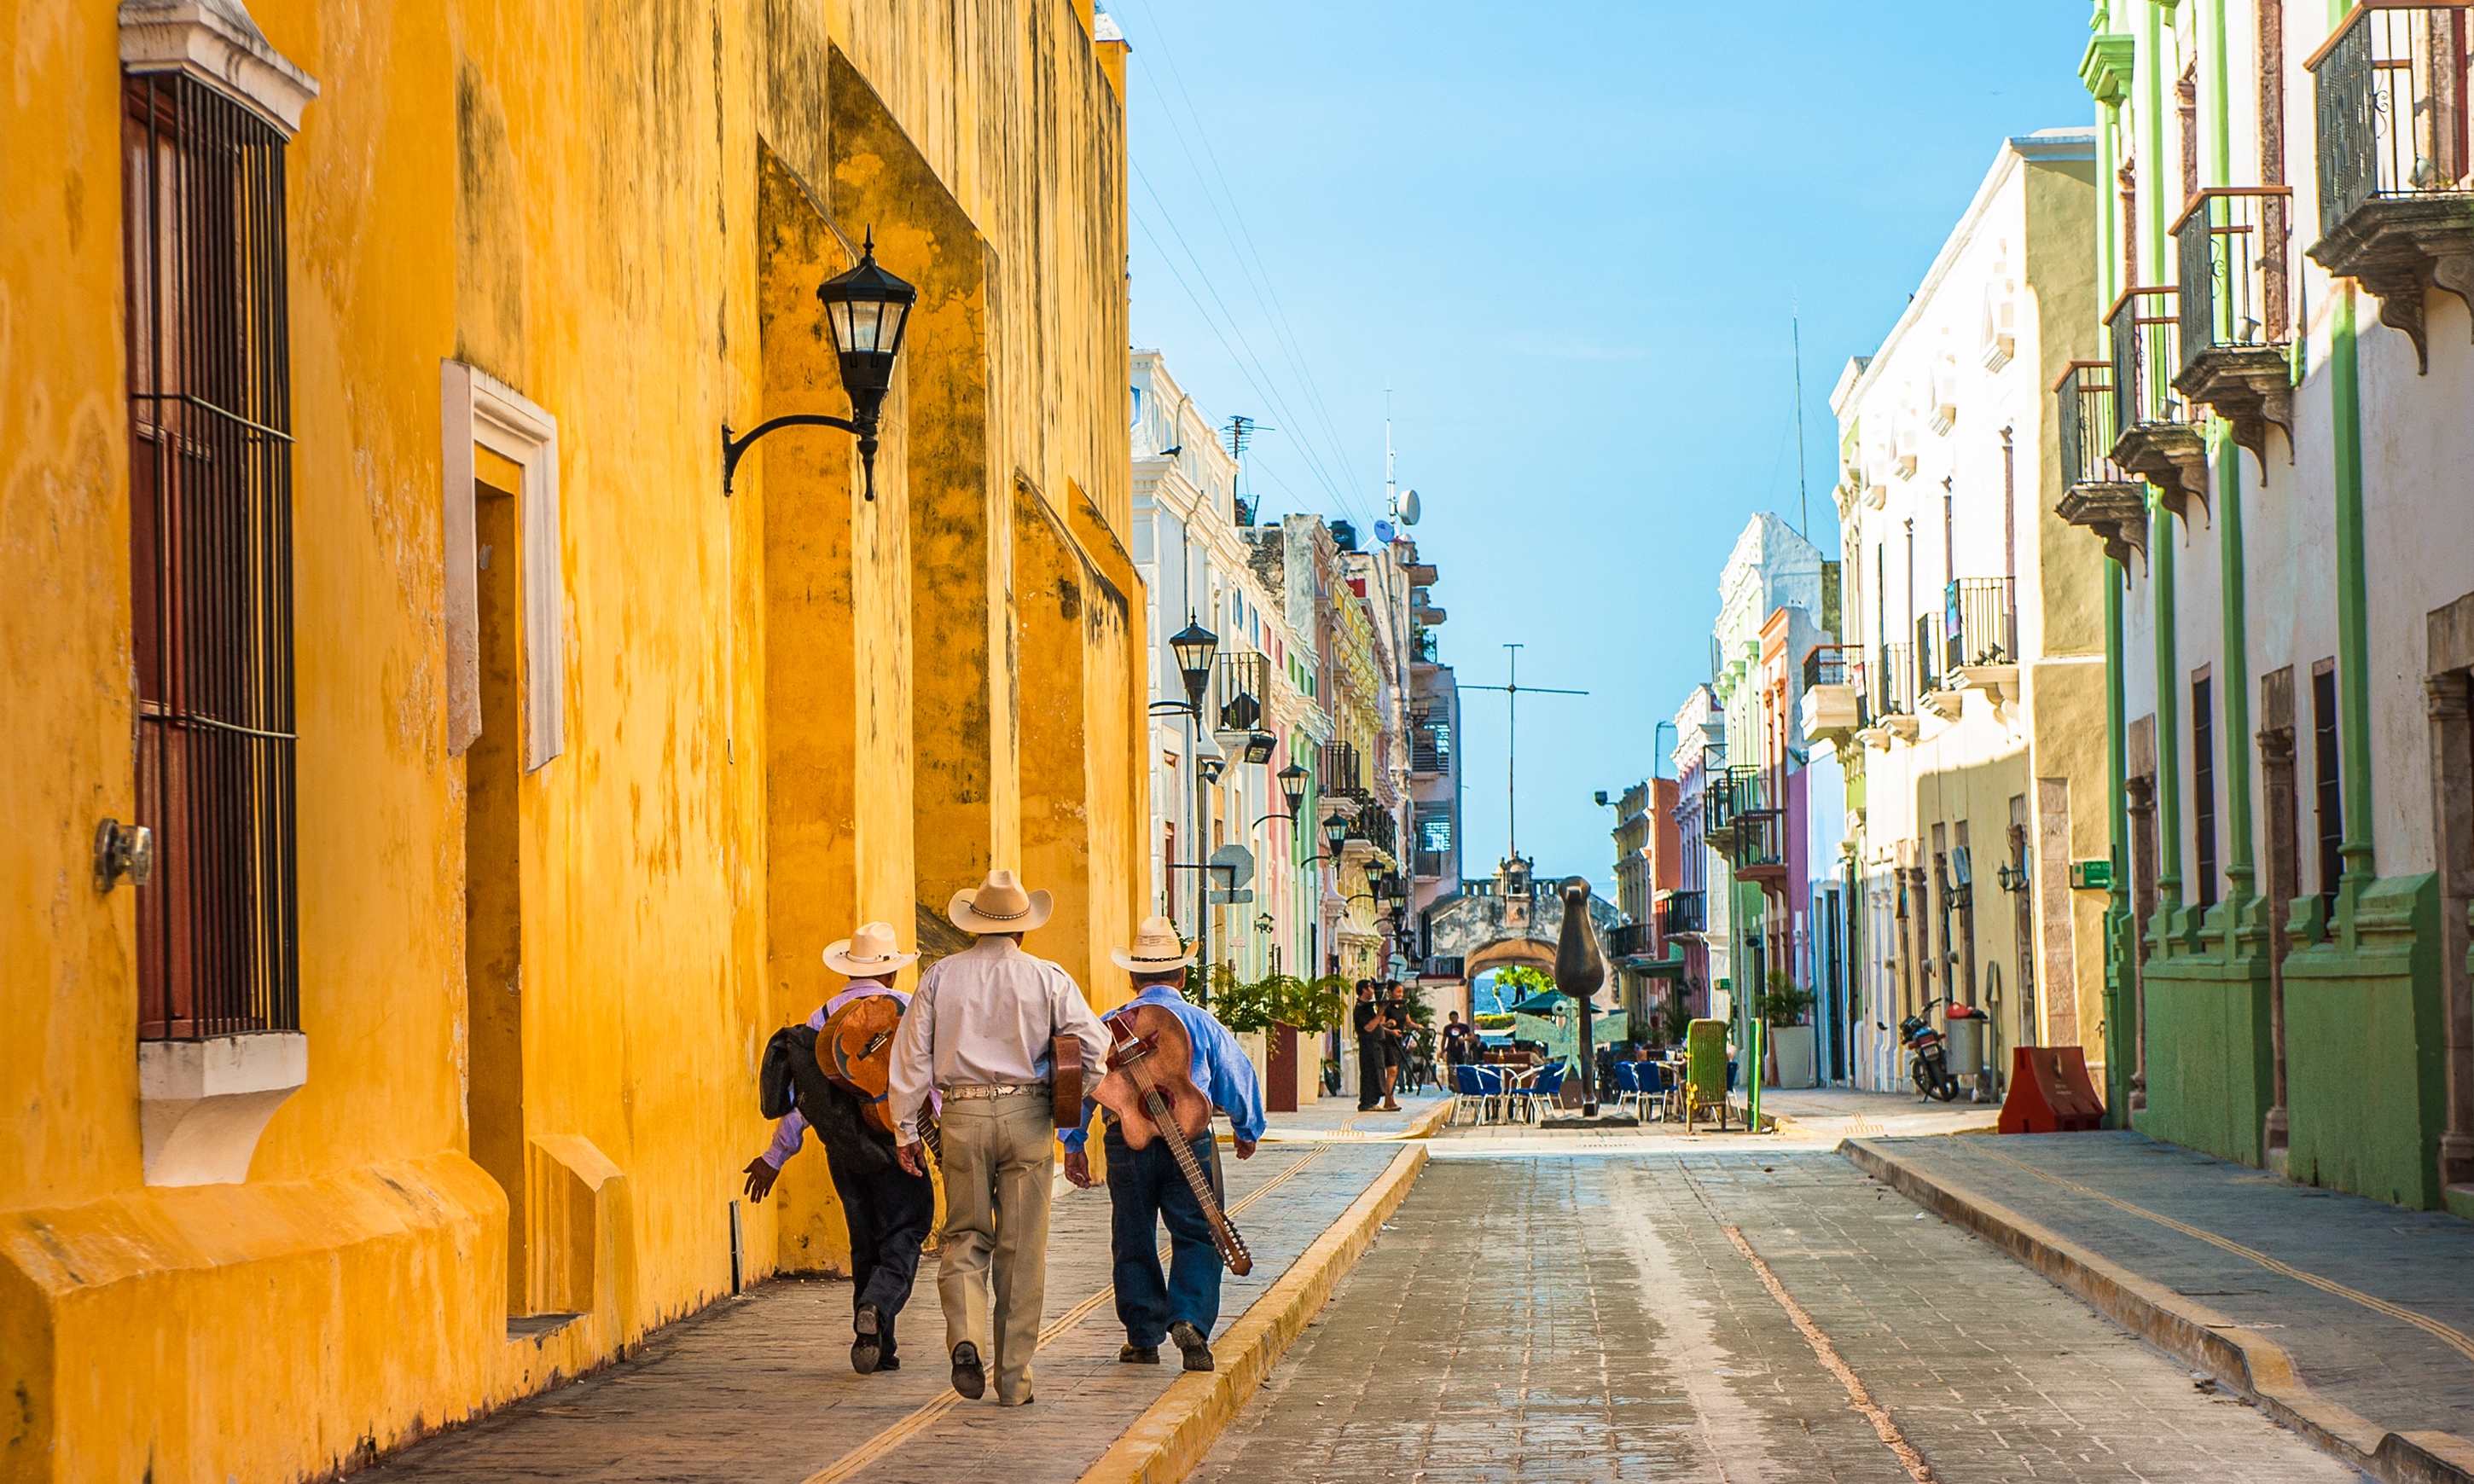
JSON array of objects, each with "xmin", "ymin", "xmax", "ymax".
[{"xmin": 1103, "ymin": 1122, "xmax": 1222, "ymax": 1346}]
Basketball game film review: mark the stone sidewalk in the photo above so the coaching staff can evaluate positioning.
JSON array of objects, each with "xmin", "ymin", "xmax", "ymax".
[
  {"xmin": 363, "ymin": 1100, "xmax": 1440, "ymax": 1484},
  {"xmin": 1847, "ymin": 1132, "xmax": 2474, "ymax": 1481}
]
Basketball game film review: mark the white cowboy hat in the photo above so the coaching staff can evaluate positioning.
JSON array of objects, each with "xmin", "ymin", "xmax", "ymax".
[
  {"xmin": 822, "ymin": 920, "xmax": 919, "ymax": 977},
  {"xmin": 946, "ymin": 868, "xmax": 1054, "ymax": 934},
  {"xmin": 1110, "ymin": 914, "xmax": 1197, "ymax": 974}
]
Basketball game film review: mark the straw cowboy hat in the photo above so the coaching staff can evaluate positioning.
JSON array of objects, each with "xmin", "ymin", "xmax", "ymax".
[
  {"xmin": 822, "ymin": 921, "xmax": 919, "ymax": 978},
  {"xmin": 946, "ymin": 868, "xmax": 1054, "ymax": 935},
  {"xmin": 1110, "ymin": 914, "xmax": 1198, "ymax": 975}
]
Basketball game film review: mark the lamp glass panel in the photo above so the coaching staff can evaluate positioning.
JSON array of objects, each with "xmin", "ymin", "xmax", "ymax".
[{"xmin": 827, "ymin": 299, "xmax": 859, "ymax": 356}]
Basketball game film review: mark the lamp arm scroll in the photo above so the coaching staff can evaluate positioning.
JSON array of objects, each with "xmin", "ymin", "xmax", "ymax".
[{"xmin": 722, "ymin": 413, "xmax": 869, "ymax": 497}]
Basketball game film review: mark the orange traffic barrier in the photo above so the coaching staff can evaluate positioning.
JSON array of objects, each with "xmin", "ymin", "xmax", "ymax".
[{"xmin": 1997, "ymin": 1045, "xmax": 2105, "ymax": 1133}]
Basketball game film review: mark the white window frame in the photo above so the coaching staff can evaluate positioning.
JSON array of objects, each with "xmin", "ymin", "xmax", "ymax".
[{"xmin": 441, "ymin": 361, "xmax": 565, "ymax": 768}]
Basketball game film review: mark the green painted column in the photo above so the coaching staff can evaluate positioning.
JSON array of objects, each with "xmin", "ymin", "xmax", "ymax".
[
  {"xmin": 2328, "ymin": 282, "xmax": 2377, "ymax": 901},
  {"xmin": 2219, "ymin": 432, "xmax": 2256, "ymax": 914},
  {"xmin": 2106, "ymin": 565, "xmax": 2134, "ymax": 1122},
  {"xmin": 2153, "ymin": 497, "xmax": 2184, "ymax": 925}
]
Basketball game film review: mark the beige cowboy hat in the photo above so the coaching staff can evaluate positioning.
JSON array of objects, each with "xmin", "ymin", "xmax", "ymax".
[
  {"xmin": 822, "ymin": 921, "xmax": 919, "ymax": 978},
  {"xmin": 946, "ymin": 868, "xmax": 1054, "ymax": 934},
  {"xmin": 1110, "ymin": 914, "xmax": 1197, "ymax": 974}
]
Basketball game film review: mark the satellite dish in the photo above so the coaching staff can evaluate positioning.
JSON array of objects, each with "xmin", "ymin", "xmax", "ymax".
[
  {"xmin": 1374, "ymin": 519, "xmax": 1396, "ymax": 544},
  {"xmin": 1398, "ymin": 489, "xmax": 1421, "ymax": 525}
]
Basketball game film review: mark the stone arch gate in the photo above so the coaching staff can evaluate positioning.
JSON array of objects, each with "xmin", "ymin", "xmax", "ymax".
[{"xmin": 1418, "ymin": 856, "xmax": 1623, "ymax": 1013}]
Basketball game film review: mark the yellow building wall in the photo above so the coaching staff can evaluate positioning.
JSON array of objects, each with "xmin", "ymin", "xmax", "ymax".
[{"xmin": 0, "ymin": 2, "xmax": 1137, "ymax": 1479}]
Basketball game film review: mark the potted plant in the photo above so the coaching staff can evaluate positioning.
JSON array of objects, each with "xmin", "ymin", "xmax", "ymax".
[{"xmin": 1757, "ymin": 971, "xmax": 1818, "ymax": 1089}]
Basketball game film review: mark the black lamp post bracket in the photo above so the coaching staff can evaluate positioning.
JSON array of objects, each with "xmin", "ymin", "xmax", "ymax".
[{"xmin": 722, "ymin": 414, "xmax": 872, "ymax": 499}]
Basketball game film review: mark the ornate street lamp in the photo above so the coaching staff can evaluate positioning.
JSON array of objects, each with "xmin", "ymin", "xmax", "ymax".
[
  {"xmin": 722, "ymin": 230, "xmax": 918, "ymax": 500},
  {"xmin": 1278, "ymin": 762, "xmax": 1309, "ymax": 819},
  {"xmin": 1321, "ymin": 810, "xmax": 1350, "ymax": 855},
  {"xmin": 1154, "ymin": 617, "xmax": 1219, "ymax": 719}
]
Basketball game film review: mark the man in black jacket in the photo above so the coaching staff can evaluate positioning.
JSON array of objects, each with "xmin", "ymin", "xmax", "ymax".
[
  {"xmin": 745, "ymin": 922, "xmax": 936, "ymax": 1376},
  {"xmin": 1352, "ymin": 981, "xmax": 1387, "ymax": 1111}
]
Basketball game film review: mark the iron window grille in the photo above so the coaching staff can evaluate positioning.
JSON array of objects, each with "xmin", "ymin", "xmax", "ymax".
[{"xmin": 124, "ymin": 72, "xmax": 300, "ymax": 1041}]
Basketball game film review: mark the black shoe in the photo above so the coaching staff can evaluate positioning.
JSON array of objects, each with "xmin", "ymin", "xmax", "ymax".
[
  {"xmin": 851, "ymin": 1305, "xmax": 884, "ymax": 1375},
  {"xmin": 1169, "ymin": 1321, "xmax": 1214, "ymax": 1372},
  {"xmin": 1118, "ymin": 1343, "xmax": 1160, "ymax": 1365},
  {"xmin": 950, "ymin": 1342, "xmax": 986, "ymax": 1400},
  {"xmin": 877, "ymin": 1355, "xmax": 901, "ymax": 1371}
]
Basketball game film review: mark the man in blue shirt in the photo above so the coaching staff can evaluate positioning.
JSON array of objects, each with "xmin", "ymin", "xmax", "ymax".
[{"xmin": 1062, "ymin": 916, "xmax": 1266, "ymax": 1374}]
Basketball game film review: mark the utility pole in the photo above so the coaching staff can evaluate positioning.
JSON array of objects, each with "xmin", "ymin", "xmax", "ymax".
[
  {"xmin": 1461, "ymin": 644, "xmax": 1587, "ymax": 862},
  {"xmin": 1792, "ymin": 309, "xmax": 1809, "ymax": 539}
]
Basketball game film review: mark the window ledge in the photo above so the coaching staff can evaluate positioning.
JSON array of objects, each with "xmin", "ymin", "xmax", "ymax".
[
  {"xmin": 119, "ymin": 0, "xmax": 319, "ymax": 136},
  {"xmin": 138, "ymin": 1031, "xmax": 308, "ymax": 1186}
]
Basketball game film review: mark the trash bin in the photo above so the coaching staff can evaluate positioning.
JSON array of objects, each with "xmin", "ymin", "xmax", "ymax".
[{"xmin": 1942, "ymin": 1004, "xmax": 1987, "ymax": 1082}]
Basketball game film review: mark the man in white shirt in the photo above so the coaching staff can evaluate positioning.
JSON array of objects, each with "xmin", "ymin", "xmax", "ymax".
[{"xmin": 889, "ymin": 869, "xmax": 1109, "ymax": 1408}]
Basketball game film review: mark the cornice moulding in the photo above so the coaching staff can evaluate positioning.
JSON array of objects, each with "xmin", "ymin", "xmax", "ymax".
[{"xmin": 119, "ymin": 0, "xmax": 319, "ymax": 136}]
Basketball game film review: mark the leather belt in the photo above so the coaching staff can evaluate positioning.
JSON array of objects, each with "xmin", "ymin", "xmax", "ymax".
[{"xmin": 939, "ymin": 1081, "xmax": 1051, "ymax": 1100}]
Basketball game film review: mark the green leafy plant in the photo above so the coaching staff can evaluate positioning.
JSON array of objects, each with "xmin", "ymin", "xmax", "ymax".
[
  {"xmin": 1214, "ymin": 971, "xmax": 1350, "ymax": 1035},
  {"xmin": 1756, "ymin": 969, "xmax": 1815, "ymax": 1028},
  {"xmin": 1658, "ymin": 988, "xmax": 1696, "ymax": 1048},
  {"xmin": 1494, "ymin": 965, "xmax": 1554, "ymax": 1004}
]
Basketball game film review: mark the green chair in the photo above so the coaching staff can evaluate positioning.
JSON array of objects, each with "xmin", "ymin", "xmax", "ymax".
[{"xmin": 1686, "ymin": 1018, "xmax": 1730, "ymax": 1130}]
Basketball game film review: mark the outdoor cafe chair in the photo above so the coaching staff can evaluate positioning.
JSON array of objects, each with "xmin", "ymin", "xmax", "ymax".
[
  {"xmin": 1518, "ymin": 1062, "xmax": 1565, "ymax": 1122},
  {"xmin": 1450, "ymin": 1063, "xmax": 1491, "ymax": 1126},
  {"xmin": 1610, "ymin": 1061, "xmax": 1640, "ymax": 1116}
]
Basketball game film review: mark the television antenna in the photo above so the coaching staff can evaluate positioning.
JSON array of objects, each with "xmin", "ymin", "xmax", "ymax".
[{"xmin": 1460, "ymin": 643, "xmax": 1587, "ymax": 861}]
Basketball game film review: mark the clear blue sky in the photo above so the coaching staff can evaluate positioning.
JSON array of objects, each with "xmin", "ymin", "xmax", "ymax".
[{"xmin": 1116, "ymin": 0, "xmax": 2093, "ymax": 896}]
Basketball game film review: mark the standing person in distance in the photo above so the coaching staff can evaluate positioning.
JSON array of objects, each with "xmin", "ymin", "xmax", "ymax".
[
  {"xmin": 1441, "ymin": 1009, "xmax": 1477, "ymax": 1069},
  {"xmin": 1061, "ymin": 916, "xmax": 1265, "ymax": 1373},
  {"xmin": 886, "ymin": 870, "xmax": 1110, "ymax": 1408},
  {"xmin": 742, "ymin": 922, "xmax": 933, "ymax": 1376},
  {"xmin": 1351, "ymin": 982, "xmax": 1386, "ymax": 1112},
  {"xmin": 1379, "ymin": 982, "xmax": 1412, "ymax": 1110}
]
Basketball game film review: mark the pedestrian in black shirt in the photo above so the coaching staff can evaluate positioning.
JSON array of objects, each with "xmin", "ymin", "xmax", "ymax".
[{"xmin": 1352, "ymin": 982, "xmax": 1386, "ymax": 1111}]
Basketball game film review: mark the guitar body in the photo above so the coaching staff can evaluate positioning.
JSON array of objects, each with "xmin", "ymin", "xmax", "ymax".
[
  {"xmin": 1094, "ymin": 1006, "xmax": 1212, "ymax": 1150},
  {"xmin": 1095, "ymin": 1003, "xmax": 1253, "ymax": 1276},
  {"xmin": 1052, "ymin": 1034, "xmax": 1085, "ymax": 1131},
  {"xmin": 820, "ymin": 993, "xmax": 905, "ymax": 1138}
]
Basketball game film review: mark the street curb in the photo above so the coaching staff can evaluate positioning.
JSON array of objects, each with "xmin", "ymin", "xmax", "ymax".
[
  {"xmin": 1840, "ymin": 1138, "xmax": 2474, "ymax": 1484},
  {"xmin": 1401, "ymin": 1098, "xmax": 1452, "ymax": 1140},
  {"xmin": 1074, "ymin": 1142, "xmax": 1431, "ymax": 1484}
]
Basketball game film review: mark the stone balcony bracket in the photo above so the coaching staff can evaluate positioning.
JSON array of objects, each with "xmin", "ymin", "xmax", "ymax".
[
  {"xmin": 1882, "ymin": 713, "xmax": 1922, "ymax": 743},
  {"xmin": 1919, "ymin": 688, "xmax": 1966, "ymax": 722},
  {"xmin": 2057, "ymin": 482, "xmax": 2152, "ymax": 572},
  {"xmin": 1953, "ymin": 663, "xmax": 2022, "ymax": 706},
  {"xmin": 2308, "ymin": 197, "xmax": 2474, "ymax": 375},
  {"xmin": 137, "ymin": 1030, "xmax": 310, "ymax": 1186},
  {"xmin": 2173, "ymin": 349, "xmax": 2294, "ymax": 472},
  {"xmin": 2110, "ymin": 425, "xmax": 2210, "ymax": 527}
]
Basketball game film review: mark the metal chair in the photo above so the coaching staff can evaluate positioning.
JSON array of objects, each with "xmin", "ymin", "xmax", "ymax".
[{"xmin": 1450, "ymin": 1063, "xmax": 1491, "ymax": 1126}]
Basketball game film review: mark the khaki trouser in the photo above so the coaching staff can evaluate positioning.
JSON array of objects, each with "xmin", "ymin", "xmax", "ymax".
[{"xmin": 935, "ymin": 1093, "xmax": 1054, "ymax": 1403}]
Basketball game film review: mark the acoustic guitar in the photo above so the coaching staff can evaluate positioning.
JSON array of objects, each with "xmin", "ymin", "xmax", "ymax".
[
  {"xmin": 1093, "ymin": 1004, "xmax": 1254, "ymax": 1275},
  {"xmin": 821, "ymin": 993, "xmax": 940, "ymax": 1162}
]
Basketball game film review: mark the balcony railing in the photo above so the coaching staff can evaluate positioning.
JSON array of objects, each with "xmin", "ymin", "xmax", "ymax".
[
  {"xmin": 1873, "ymin": 641, "xmax": 1915, "ymax": 717},
  {"xmin": 1606, "ymin": 922, "xmax": 1655, "ymax": 959},
  {"xmin": 1345, "ymin": 805, "xmax": 1397, "ymax": 859},
  {"xmin": 1914, "ymin": 613, "xmax": 1943, "ymax": 693},
  {"xmin": 1215, "ymin": 652, "xmax": 1269, "ymax": 736},
  {"xmin": 1657, "ymin": 890, "xmax": 1706, "ymax": 938},
  {"xmin": 1802, "ymin": 644, "xmax": 1847, "ymax": 690},
  {"xmin": 2106, "ymin": 287, "xmax": 2193, "ymax": 433},
  {"xmin": 2308, "ymin": 4, "xmax": 2474, "ymax": 371},
  {"xmin": 2313, "ymin": 4, "xmax": 2472, "ymax": 237},
  {"xmin": 1412, "ymin": 627, "xmax": 1440, "ymax": 664},
  {"xmin": 1422, "ymin": 955, "xmax": 1465, "ymax": 980},
  {"xmin": 1410, "ymin": 716, "xmax": 1451, "ymax": 774},
  {"xmin": 2056, "ymin": 361, "xmax": 2129, "ymax": 488},
  {"xmin": 1320, "ymin": 739, "xmax": 1367, "ymax": 801},
  {"xmin": 2176, "ymin": 188, "xmax": 2294, "ymax": 366},
  {"xmin": 1943, "ymin": 578, "xmax": 2018, "ymax": 670}
]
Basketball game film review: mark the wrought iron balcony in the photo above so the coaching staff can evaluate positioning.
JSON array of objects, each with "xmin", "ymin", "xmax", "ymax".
[
  {"xmin": 1320, "ymin": 739, "xmax": 1368, "ymax": 801},
  {"xmin": 2308, "ymin": 3, "xmax": 2474, "ymax": 373},
  {"xmin": 1943, "ymin": 578, "xmax": 2018, "ymax": 671},
  {"xmin": 1421, "ymin": 954, "xmax": 1465, "ymax": 980},
  {"xmin": 1800, "ymin": 645, "xmax": 1863, "ymax": 739},
  {"xmin": 2053, "ymin": 360, "xmax": 2150, "ymax": 570},
  {"xmin": 1872, "ymin": 641, "xmax": 1916, "ymax": 721},
  {"xmin": 2105, "ymin": 287, "xmax": 2210, "ymax": 524},
  {"xmin": 1657, "ymin": 890, "xmax": 1706, "ymax": 939},
  {"xmin": 1344, "ymin": 805, "xmax": 1398, "ymax": 861},
  {"xmin": 2173, "ymin": 188, "xmax": 2296, "ymax": 462},
  {"xmin": 1410, "ymin": 715, "xmax": 1451, "ymax": 775},
  {"xmin": 1606, "ymin": 922, "xmax": 1656, "ymax": 960}
]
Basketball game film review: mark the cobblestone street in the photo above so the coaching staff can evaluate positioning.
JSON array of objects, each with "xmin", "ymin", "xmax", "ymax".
[{"xmin": 1194, "ymin": 1140, "xmax": 2367, "ymax": 1483}]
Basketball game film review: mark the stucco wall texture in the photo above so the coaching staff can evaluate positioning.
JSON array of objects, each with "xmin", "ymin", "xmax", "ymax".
[{"xmin": 0, "ymin": 3, "xmax": 1140, "ymax": 1479}]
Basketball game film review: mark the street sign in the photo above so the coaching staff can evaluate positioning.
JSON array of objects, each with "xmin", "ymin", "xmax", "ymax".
[
  {"xmin": 1208, "ymin": 889, "xmax": 1254, "ymax": 905},
  {"xmin": 1208, "ymin": 843, "xmax": 1255, "ymax": 890},
  {"xmin": 2069, "ymin": 859, "xmax": 2114, "ymax": 890}
]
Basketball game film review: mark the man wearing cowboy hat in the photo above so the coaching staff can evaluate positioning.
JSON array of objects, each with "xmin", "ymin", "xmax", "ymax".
[
  {"xmin": 1060, "ymin": 916, "xmax": 1264, "ymax": 1373},
  {"xmin": 887, "ymin": 869, "xmax": 1110, "ymax": 1407},
  {"xmin": 742, "ymin": 923, "xmax": 934, "ymax": 1377}
]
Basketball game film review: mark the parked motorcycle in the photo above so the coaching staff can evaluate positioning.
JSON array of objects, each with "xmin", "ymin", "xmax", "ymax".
[{"xmin": 1895, "ymin": 998, "xmax": 1961, "ymax": 1103}]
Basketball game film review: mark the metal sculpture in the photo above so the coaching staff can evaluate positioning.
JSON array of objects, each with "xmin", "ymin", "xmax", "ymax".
[{"xmin": 1554, "ymin": 877, "xmax": 1606, "ymax": 1116}]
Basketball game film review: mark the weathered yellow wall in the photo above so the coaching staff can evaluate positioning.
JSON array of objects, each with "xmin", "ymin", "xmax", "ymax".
[{"xmin": 0, "ymin": 0, "xmax": 1136, "ymax": 1477}]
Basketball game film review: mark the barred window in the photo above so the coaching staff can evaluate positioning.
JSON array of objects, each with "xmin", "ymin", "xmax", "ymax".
[{"xmin": 124, "ymin": 72, "xmax": 299, "ymax": 1040}]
